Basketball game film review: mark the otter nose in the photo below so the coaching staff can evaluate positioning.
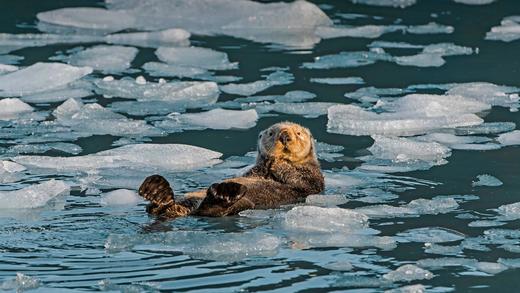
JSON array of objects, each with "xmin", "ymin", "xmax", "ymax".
[{"xmin": 279, "ymin": 129, "xmax": 291, "ymax": 144}]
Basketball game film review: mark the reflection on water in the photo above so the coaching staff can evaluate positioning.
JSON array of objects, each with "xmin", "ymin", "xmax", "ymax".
[{"xmin": 1, "ymin": 0, "xmax": 520, "ymax": 291}]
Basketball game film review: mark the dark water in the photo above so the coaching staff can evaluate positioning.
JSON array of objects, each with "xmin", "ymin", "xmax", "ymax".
[{"xmin": 1, "ymin": 0, "xmax": 520, "ymax": 292}]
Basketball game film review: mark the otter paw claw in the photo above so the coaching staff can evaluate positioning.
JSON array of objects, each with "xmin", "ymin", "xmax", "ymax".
[
  {"xmin": 207, "ymin": 182, "xmax": 247, "ymax": 205},
  {"xmin": 139, "ymin": 174, "xmax": 175, "ymax": 206}
]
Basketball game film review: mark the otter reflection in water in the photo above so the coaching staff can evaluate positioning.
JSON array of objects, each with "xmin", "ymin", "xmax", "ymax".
[{"xmin": 138, "ymin": 122, "xmax": 325, "ymax": 218}]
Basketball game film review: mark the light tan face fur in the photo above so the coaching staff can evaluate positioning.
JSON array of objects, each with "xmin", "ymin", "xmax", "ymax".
[{"xmin": 257, "ymin": 122, "xmax": 315, "ymax": 164}]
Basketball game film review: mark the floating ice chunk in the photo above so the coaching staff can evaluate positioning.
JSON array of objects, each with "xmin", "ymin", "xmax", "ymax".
[
  {"xmin": 472, "ymin": 174, "xmax": 503, "ymax": 187},
  {"xmin": 397, "ymin": 227, "xmax": 465, "ymax": 243},
  {"xmin": 22, "ymin": 88, "xmax": 92, "ymax": 104},
  {"xmin": 94, "ymin": 78, "xmax": 219, "ymax": 104},
  {"xmin": 156, "ymin": 108, "xmax": 258, "ymax": 131},
  {"xmin": 384, "ymin": 93, "xmax": 489, "ymax": 115},
  {"xmin": 105, "ymin": 28, "xmax": 190, "ymax": 48},
  {"xmin": 221, "ymin": 91, "xmax": 316, "ymax": 109},
  {"xmin": 302, "ymin": 50, "xmax": 392, "ymax": 69},
  {"xmin": 369, "ymin": 41, "xmax": 425, "ymax": 49},
  {"xmin": 456, "ymin": 122, "xmax": 516, "ymax": 135},
  {"xmin": 394, "ymin": 53, "xmax": 446, "ymax": 67},
  {"xmin": 0, "ymin": 62, "xmax": 92, "ymax": 97},
  {"xmin": 415, "ymin": 133, "xmax": 499, "ymax": 151},
  {"xmin": 305, "ymin": 194, "xmax": 348, "ymax": 206},
  {"xmin": 417, "ymin": 257, "xmax": 478, "ymax": 269},
  {"xmin": 497, "ymin": 202, "xmax": 520, "ymax": 220},
  {"xmin": 110, "ymin": 100, "xmax": 187, "ymax": 116},
  {"xmin": 315, "ymin": 141, "xmax": 344, "ymax": 162},
  {"xmin": 473, "ymin": 262, "xmax": 508, "ymax": 275},
  {"xmin": 0, "ymin": 98, "xmax": 33, "ymax": 120},
  {"xmin": 468, "ymin": 220, "xmax": 505, "ymax": 227},
  {"xmin": 0, "ymin": 273, "xmax": 40, "ymax": 291},
  {"xmin": 385, "ymin": 284, "xmax": 426, "ymax": 293},
  {"xmin": 284, "ymin": 206, "xmax": 368, "ymax": 233},
  {"xmin": 58, "ymin": 45, "xmax": 138, "ymax": 74},
  {"xmin": 156, "ymin": 46, "xmax": 237, "ymax": 70},
  {"xmin": 105, "ymin": 231, "xmax": 281, "ymax": 261},
  {"xmin": 0, "ymin": 161, "xmax": 26, "ymax": 173},
  {"xmin": 310, "ymin": 77, "xmax": 365, "ymax": 85},
  {"xmin": 316, "ymin": 25, "xmax": 404, "ymax": 39},
  {"xmin": 0, "ymin": 180, "xmax": 69, "ymax": 209},
  {"xmin": 14, "ymin": 144, "xmax": 222, "ymax": 173},
  {"xmin": 37, "ymin": 7, "xmax": 136, "ymax": 33},
  {"xmin": 0, "ymin": 64, "xmax": 18, "ymax": 74},
  {"xmin": 350, "ymin": 0, "xmax": 417, "ymax": 8},
  {"xmin": 53, "ymin": 98, "xmax": 162, "ymax": 137},
  {"xmin": 320, "ymin": 260, "xmax": 354, "ymax": 271},
  {"xmin": 100, "ymin": 189, "xmax": 141, "ymax": 206},
  {"xmin": 424, "ymin": 243, "xmax": 463, "ymax": 255},
  {"xmin": 498, "ymin": 258, "xmax": 520, "ymax": 268},
  {"xmin": 497, "ymin": 130, "xmax": 520, "ymax": 146},
  {"xmin": 406, "ymin": 22, "xmax": 454, "ymax": 34},
  {"xmin": 8, "ymin": 142, "xmax": 82, "ymax": 155},
  {"xmin": 254, "ymin": 102, "xmax": 336, "ymax": 118},
  {"xmin": 143, "ymin": 62, "xmax": 208, "ymax": 78},
  {"xmin": 327, "ymin": 104, "xmax": 483, "ymax": 136},
  {"xmin": 446, "ymin": 82, "xmax": 519, "ymax": 107},
  {"xmin": 356, "ymin": 198, "xmax": 458, "ymax": 218},
  {"xmin": 454, "ymin": 0, "xmax": 496, "ymax": 4},
  {"xmin": 486, "ymin": 16, "xmax": 520, "ymax": 42},
  {"xmin": 220, "ymin": 71, "xmax": 293, "ymax": 96},
  {"xmin": 383, "ymin": 264, "xmax": 434, "ymax": 282}
]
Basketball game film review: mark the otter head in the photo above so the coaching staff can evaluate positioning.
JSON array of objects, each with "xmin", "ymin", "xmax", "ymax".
[{"xmin": 257, "ymin": 122, "xmax": 316, "ymax": 164}]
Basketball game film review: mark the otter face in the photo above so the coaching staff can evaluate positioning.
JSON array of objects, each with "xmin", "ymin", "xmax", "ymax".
[{"xmin": 257, "ymin": 122, "xmax": 315, "ymax": 163}]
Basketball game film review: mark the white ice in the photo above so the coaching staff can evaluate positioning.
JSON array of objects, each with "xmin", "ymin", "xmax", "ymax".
[
  {"xmin": 156, "ymin": 46, "xmax": 237, "ymax": 70},
  {"xmin": 406, "ymin": 22, "xmax": 454, "ymax": 34},
  {"xmin": 356, "ymin": 198, "xmax": 458, "ymax": 218},
  {"xmin": 486, "ymin": 16, "xmax": 520, "ymax": 42},
  {"xmin": 105, "ymin": 28, "xmax": 190, "ymax": 48},
  {"xmin": 305, "ymin": 194, "xmax": 349, "ymax": 207},
  {"xmin": 220, "ymin": 71, "xmax": 293, "ymax": 96},
  {"xmin": 57, "ymin": 45, "xmax": 138, "ymax": 74},
  {"xmin": 447, "ymin": 82, "xmax": 519, "ymax": 107},
  {"xmin": 0, "ymin": 62, "xmax": 92, "ymax": 97},
  {"xmin": 155, "ymin": 108, "xmax": 258, "ymax": 131},
  {"xmin": 0, "ymin": 98, "xmax": 34, "ymax": 120},
  {"xmin": 22, "ymin": 88, "xmax": 92, "ymax": 104},
  {"xmin": 397, "ymin": 227, "xmax": 465, "ymax": 243},
  {"xmin": 497, "ymin": 202, "xmax": 520, "ymax": 220},
  {"xmin": 0, "ymin": 180, "xmax": 69, "ymax": 209},
  {"xmin": 453, "ymin": 0, "xmax": 496, "ymax": 4},
  {"xmin": 100, "ymin": 189, "xmax": 142, "ymax": 206},
  {"xmin": 283, "ymin": 206, "xmax": 368, "ymax": 233},
  {"xmin": 472, "ymin": 174, "xmax": 503, "ymax": 187},
  {"xmin": 497, "ymin": 130, "xmax": 520, "ymax": 146},
  {"xmin": 0, "ymin": 273, "xmax": 40, "ymax": 291},
  {"xmin": 142, "ymin": 62, "xmax": 208, "ymax": 79},
  {"xmin": 254, "ymin": 102, "xmax": 337, "ymax": 118},
  {"xmin": 310, "ymin": 77, "xmax": 365, "ymax": 85},
  {"xmin": 350, "ymin": 0, "xmax": 417, "ymax": 8},
  {"xmin": 383, "ymin": 264, "xmax": 434, "ymax": 282},
  {"xmin": 316, "ymin": 25, "xmax": 404, "ymax": 39}
]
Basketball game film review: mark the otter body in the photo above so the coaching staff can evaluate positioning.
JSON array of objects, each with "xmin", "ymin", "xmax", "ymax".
[{"xmin": 139, "ymin": 122, "xmax": 324, "ymax": 218}]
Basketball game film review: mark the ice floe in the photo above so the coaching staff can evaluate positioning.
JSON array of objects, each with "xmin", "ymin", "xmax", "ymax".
[
  {"xmin": 486, "ymin": 16, "xmax": 520, "ymax": 42},
  {"xmin": 254, "ymin": 102, "xmax": 337, "ymax": 118},
  {"xmin": 56, "ymin": 45, "xmax": 138, "ymax": 74},
  {"xmin": 142, "ymin": 62, "xmax": 208, "ymax": 79},
  {"xmin": 446, "ymin": 82, "xmax": 519, "ymax": 108},
  {"xmin": 0, "ymin": 180, "xmax": 69, "ymax": 209},
  {"xmin": 397, "ymin": 227, "xmax": 465, "ymax": 243},
  {"xmin": 356, "ymin": 198, "xmax": 458, "ymax": 218},
  {"xmin": 22, "ymin": 88, "xmax": 93, "ymax": 104},
  {"xmin": 156, "ymin": 46, "xmax": 237, "ymax": 70},
  {"xmin": 100, "ymin": 189, "xmax": 142, "ymax": 206},
  {"xmin": 0, "ymin": 98, "xmax": 34, "ymax": 120},
  {"xmin": 472, "ymin": 174, "xmax": 503, "ymax": 187},
  {"xmin": 220, "ymin": 71, "xmax": 293, "ymax": 96},
  {"xmin": 105, "ymin": 28, "xmax": 190, "ymax": 48},
  {"xmin": 310, "ymin": 77, "xmax": 365, "ymax": 85},
  {"xmin": 0, "ymin": 62, "xmax": 92, "ymax": 97},
  {"xmin": 305, "ymin": 194, "xmax": 349, "ymax": 206},
  {"xmin": 383, "ymin": 264, "xmax": 434, "ymax": 282},
  {"xmin": 497, "ymin": 130, "xmax": 520, "ymax": 146},
  {"xmin": 155, "ymin": 108, "xmax": 258, "ymax": 131}
]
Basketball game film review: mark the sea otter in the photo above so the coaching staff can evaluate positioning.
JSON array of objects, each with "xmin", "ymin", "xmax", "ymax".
[{"xmin": 138, "ymin": 122, "xmax": 324, "ymax": 218}]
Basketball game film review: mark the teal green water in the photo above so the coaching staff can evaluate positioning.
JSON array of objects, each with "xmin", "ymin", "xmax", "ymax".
[{"xmin": 1, "ymin": 0, "xmax": 520, "ymax": 292}]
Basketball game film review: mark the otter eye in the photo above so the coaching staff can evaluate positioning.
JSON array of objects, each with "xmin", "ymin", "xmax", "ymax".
[
  {"xmin": 297, "ymin": 132, "xmax": 301, "ymax": 136},
  {"xmin": 269, "ymin": 131, "xmax": 273, "ymax": 137},
  {"xmin": 258, "ymin": 133, "xmax": 262, "ymax": 138}
]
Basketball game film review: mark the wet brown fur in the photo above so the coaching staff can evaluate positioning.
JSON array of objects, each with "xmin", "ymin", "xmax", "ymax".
[{"xmin": 138, "ymin": 122, "xmax": 325, "ymax": 218}]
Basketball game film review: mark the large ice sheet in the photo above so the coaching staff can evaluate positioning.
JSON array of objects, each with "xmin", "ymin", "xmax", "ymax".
[
  {"xmin": 155, "ymin": 108, "xmax": 258, "ymax": 131},
  {"xmin": 0, "ymin": 180, "xmax": 69, "ymax": 209},
  {"xmin": 57, "ymin": 45, "xmax": 138, "ymax": 74},
  {"xmin": 94, "ymin": 78, "xmax": 219, "ymax": 104},
  {"xmin": 156, "ymin": 46, "xmax": 237, "ymax": 71},
  {"xmin": 14, "ymin": 144, "xmax": 222, "ymax": 173},
  {"xmin": 0, "ymin": 63, "xmax": 92, "ymax": 97}
]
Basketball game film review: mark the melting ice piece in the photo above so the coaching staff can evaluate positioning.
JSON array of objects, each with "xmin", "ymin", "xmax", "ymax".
[
  {"xmin": 220, "ymin": 71, "xmax": 293, "ymax": 96},
  {"xmin": 221, "ymin": 91, "xmax": 316, "ymax": 109},
  {"xmin": 22, "ymin": 88, "xmax": 92, "ymax": 104},
  {"xmin": 315, "ymin": 141, "xmax": 344, "ymax": 162},
  {"xmin": 156, "ymin": 46, "xmax": 237, "ymax": 70},
  {"xmin": 94, "ymin": 78, "xmax": 219, "ymax": 104},
  {"xmin": 406, "ymin": 22, "xmax": 454, "ymax": 34},
  {"xmin": 316, "ymin": 25, "xmax": 404, "ymax": 39},
  {"xmin": 310, "ymin": 77, "xmax": 365, "ymax": 85},
  {"xmin": 0, "ymin": 180, "xmax": 69, "ymax": 209},
  {"xmin": 383, "ymin": 264, "xmax": 434, "ymax": 282},
  {"xmin": 447, "ymin": 82, "xmax": 519, "ymax": 107},
  {"xmin": 497, "ymin": 130, "xmax": 520, "ymax": 146},
  {"xmin": 486, "ymin": 16, "xmax": 520, "ymax": 42},
  {"xmin": 14, "ymin": 144, "xmax": 222, "ymax": 173},
  {"xmin": 393, "ymin": 43, "xmax": 473, "ymax": 67},
  {"xmin": 105, "ymin": 28, "xmax": 190, "ymax": 48},
  {"xmin": 156, "ymin": 108, "xmax": 258, "ymax": 131},
  {"xmin": 284, "ymin": 206, "xmax": 368, "ymax": 233},
  {"xmin": 384, "ymin": 284, "xmax": 426, "ymax": 293},
  {"xmin": 143, "ymin": 62, "xmax": 208, "ymax": 78},
  {"xmin": 397, "ymin": 227, "xmax": 465, "ymax": 243},
  {"xmin": 349, "ymin": 0, "xmax": 417, "ymax": 8},
  {"xmin": 105, "ymin": 231, "xmax": 281, "ymax": 261},
  {"xmin": 53, "ymin": 98, "xmax": 163, "ymax": 137},
  {"xmin": 327, "ymin": 103, "xmax": 483, "ymax": 136},
  {"xmin": 473, "ymin": 262, "xmax": 508, "ymax": 274},
  {"xmin": 497, "ymin": 202, "xmax": 520, "ymax": 220},
  {"xmin": 0, "ymin": 64, "xmax": 18, "ymax": 74},
  {"xmin": 0, "ymin": 62, "xmax": 92, "ymax": 97},
  {"xmin": 415, "ymin": 133, "xmax": 500, "ymax": 151},
  {"xmin": 454, "ymin": 0, "xmax": 496, "ymax": 4},
  {"xmin": 0, "ymin": 98, "xmax": 34, "ymax": 120},
  {"xmin": 254, "ymin": 102, "xmax": 337, "ymax": 118},
  {"xmin": 356, "ymin": 198, "xmax": 458, "ymax": 218},
  {"xmin": 417, "ymin": 257, "xmax": 478, "ymax": 270},
  {"xmin": 455, "ymin": 122, "xmax": 516, "ymax": 135},
  {"xmin": 305, "ymin": 194, "xmax": 348, "ymax": 206},
  {"xmin": 472, "ymin": 174, "xmax": 503, "ymax": 187},
  {"xmin": 58, "ymin": 45, "xmax": 138, "ymax": 74},
  {"xmin": 8, "ymin": 142, "xmax": 83, "ymax": 155},
  {"xmin": 302, "ymin": 50, "xmax": 392, "ymax": 69},
  {"xmin": 100, "ymin": 189, "xmax": 142, "ymax": 206},
  {"xmin": 0, "ymin": 273, "xmax": 40, "ymax": 291}
]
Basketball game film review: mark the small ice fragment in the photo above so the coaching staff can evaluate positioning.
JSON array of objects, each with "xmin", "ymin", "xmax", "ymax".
[
  {"xmin": 58, "ymin": 45, "xmax": 138, "ymax": 74},
  {"xmin": 424, "ymin": 243, "xmax": 463, "ymax": 255},
  {"xmin": 284, "ymin": 206, "xmax": 368, "ymax": 233},
  {"xmin": 220, "ymin": 71, "xmax": 293, "ymax": 96},
  {"xmin": 143, "ymin": 62, "xmax": 207, "ymax": 78},
  {"xmin": 22, "ymin": 88, "xmax": 92, "ymax": 104},
  {"xmin": 472, "ymin": 174, "xmax": 503, "ymax": 187},
  {"xmin": 383, "ymin": 264, "xmax": 434, "ymax": 282},
  {"xmin": 0, "ymin": 64, "xmax": 18, "ymax": 74},
  {"xmin": 0, "ymin": 273, "xmax": 40, "ymax": 291},
  {"xmin": 254, "ymin": 102, "xmax": 336, "ymax": 118},
  {"xmin": 473, "ymin": 262, "xmax": 508, "ymax": 275},
  {"xmin": 497, "ymin": 130, "xmax": 520, "ymax": 146},
  {"xmin": 0, "ymin": 98, "xmax": 33, "ymax": 120},
  {"xmin": 0, "ymin": 62, "xmax": 92, "ymax": 97},
  {"xmin": 321, "ymin": 260, "xmax": 354, "ymax": 271},
  {"xmin": 367, "ymin": 135, "xmax": 451, "ymax": 164},
  {"xmin": 0, "ymin": 161, "xmax": 26, "ymax": 173},
  {"xmin": 406, "ymin": 22, "xmax": 454, "ymax": 34},
  {"xmin": 305, "ymin": 194, "xmax": 348, "ymax": 206},
  {"xmin": 100, "ymin": 189, "xmax": 141, "ymax": 206},
  {"xmin": 385, "ymin": 284, "xmax": 426, "ymax": 293},
  {"xmin": 156, "ymin": 46, "xmax": 237, "ymax": 70},
  {"xmin": 454, "ymin": 0, "xmax": 496, "ymax": 4},
  {"xmin": 349, "ymin": 0, "xmax": 417, "ymax": 8},
  {"xmin": 316, "ymin": 25, "xmax": 404, "ymax": 39},
  {"xmin": 156, "ymin": 108, "xmax": 258, "ymax": 131},
  {"xmin": 497, "ymin": 202, "xmax": 520, "ymax": 220},
  {"xmin": 397, "ymin": 227, "xmax": 465, "ymax": 243},
  {"xmin": 310, "ymin": 77, "xmax": 365, "ymax": 85},
  {"xmin": 135, "ymin": 75, "xmax": 146, "ymax": 85},
  {"xmin": 302, "ymin": 50, "xmax": 392, "ymax": 69},
  {"xmin": 105, "ymin": 28, "xmax": 190, "ymax": 48},
  {"xmin": 103, "ymin": 76, "xmax": 114, "ymax": 82},
  {"xmin": 417, "ymin": 257, "xmax": 478, "ymax": 269},
  {"xmin": 447, "ymin": 82, "xmax": 519, "ymax": 107},
  {"xmin": 0, "ymin": 180, "xmax": 70, "ymax": 209}
]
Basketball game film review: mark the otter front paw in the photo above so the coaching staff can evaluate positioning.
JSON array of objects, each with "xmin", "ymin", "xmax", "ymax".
[
  {"xmin": 139, "ymin": 175, "xmax": 175, "ymax": 207},
  {"xmin": 207, "ymin": 181, "xmax": 247, "ymax": 206}
]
